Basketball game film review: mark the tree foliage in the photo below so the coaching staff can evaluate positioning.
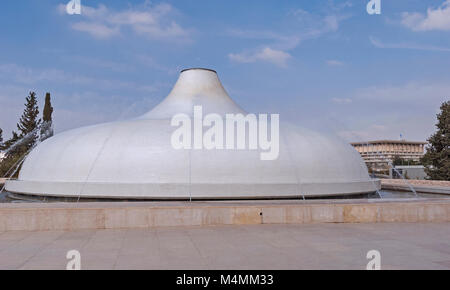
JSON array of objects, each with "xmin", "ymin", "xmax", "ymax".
[
  {"xmin": 0, "ymin": 92, "xmax": 42, "ymax": 177},
  {"xmin": 17, "ymin": 92, "xmax": 41, "ymax": 150},
  {"xmin": 392, "ymin": 155, "xmax": 419, "ymax": 166},
  {"xmin": 0, "ymin": 131, "xmax": 23, "ymax": 177},
  {"xmin": 421, "ymin": 101, "xmax": 450, "ymax": 180},
  {"xmin": 392, "ymin": 155, "xmax": 403, "ymax": 166},
  {"xmin": 40, "ymin": 92, "xmax": 54, "ymax": 141},
  {"xmin": 42, "ymin": 92, "xmax": 53, "ymax": 122},
  {"xmin": 0, "ymin": 128, "xmax": 3, "ymax": 150}
]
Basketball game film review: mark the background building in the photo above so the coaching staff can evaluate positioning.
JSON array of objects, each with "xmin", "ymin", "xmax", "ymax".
[{"xmin": 351, "ymin": 140, "xmax": 427, "ymax": 174}]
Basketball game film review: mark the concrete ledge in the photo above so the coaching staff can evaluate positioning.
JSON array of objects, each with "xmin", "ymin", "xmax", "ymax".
[
  {"xmin": 381, "ymin": 183, "xmax": 450, "ymax": 195},
  {"xmin": 0, "ymin": 199, "xmax": 449, "ymax": 231}
]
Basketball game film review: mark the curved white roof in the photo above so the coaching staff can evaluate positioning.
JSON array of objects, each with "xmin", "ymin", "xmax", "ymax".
[{"xmin": 6, "ymin": 68, "xmax": 379, "ymax": 199}]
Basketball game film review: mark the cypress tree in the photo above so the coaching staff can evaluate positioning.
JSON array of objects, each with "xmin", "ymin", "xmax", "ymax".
[
  {"xmin": 421, "ymin": 101, "xmax": 450, "ymax": 180},
  {"xmin": 0, "ymin": 128, "xmax": 3, "ymax": 150},
  {"xmin": 42, "ymin": 92, "xmax": 53, "ymax": 123},
  {"xmin": 40, "ymin": 92, "xmax": 54, "ymax": 141}
]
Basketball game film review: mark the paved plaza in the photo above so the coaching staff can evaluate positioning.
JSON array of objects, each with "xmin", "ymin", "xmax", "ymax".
[{"xmin": 0, "ymin": 222, "xmax": 449, "ymax": 270}]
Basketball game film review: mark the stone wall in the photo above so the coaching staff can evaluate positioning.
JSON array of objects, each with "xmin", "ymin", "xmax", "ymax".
[{"xmin": 0, "ymin": 199, "xmax": 449, "ymax": 232}]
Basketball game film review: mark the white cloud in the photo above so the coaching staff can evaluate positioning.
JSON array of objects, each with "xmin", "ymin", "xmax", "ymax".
[
  {"xmin": 254, "ymin": 48, "xmax": 291, "ymax": 67},
  {"xmin": 326, "ymin": 60, "xmax": 344, "ymax": 66},
  {"xmin": 401, "ymin": 0, "xmax": 450, "ymax": 31},
  {"xmin": 58, "ymin": 3, "xmax": 192, "ymax": 41},
  {"xmin": 290, "ymin": 8, "xmax": 309, "ymax": 18},
  {"xmin": 323, "ymin": 15, "xmax": 340, "ymax": 32},
  {"xmin": 0, "ymin": 64, "xmax": 69, "ymax": 84},
  {"xmin": 353, "ymin": 80, "xmax": 450, "ymax": 103},
  {"xmin": 68, "ymin": 56, "xmax": 132, "ymax": 72},
  {"xmin": 334, "ymin": 80, "xmax": 450, "ymax": 142},
  {"xmin": 72, "ymin": 22, "xmax": 120, "ymax": 39},
  {"xmin": 369, "ymin": 36, "xmax": 450, "ymax": 52},
  {"xmin": 226, "ymin": 29, "xmax": 301, "ymax": 51},
  {"xmin": 331, "ymin": 97, "xmax": 352, "ymax": 104},
  {"xmin": 0, "ymin": 63, "xmax": 164, "ymax": 92},
  {"xmin": 289, "ymin": 6, "xmax": 348, "ymax": 33},
  {"xmin": 227, "ymin": 10, "xmax": 347, "ymax": 50},
  {"xmin": 227, "ymin": 4, "xmax": 350, "ymax": 67},
  {"xmin": 289, "ymin": 10, "xmax": 349, "ymax": 39},
  {"xmin": 229, "ymin": 47, "xmax": 291, "ymax": 67}
]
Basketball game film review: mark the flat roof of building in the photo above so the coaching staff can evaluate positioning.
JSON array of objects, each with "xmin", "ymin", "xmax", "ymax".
[{"xmin": 351, "ymin": 140, "xmax": 427, "ymax": 145}]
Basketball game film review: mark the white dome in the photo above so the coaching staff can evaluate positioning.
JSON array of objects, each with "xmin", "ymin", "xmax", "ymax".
[{"xmin": 6, "ymin": 68, "xmax": 380, "ymax": 199}]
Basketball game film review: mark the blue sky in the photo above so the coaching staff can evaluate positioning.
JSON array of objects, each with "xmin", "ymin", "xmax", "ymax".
[{"xmin": 0, "ymin": 0, "xmax": 449, "ymax": 142}]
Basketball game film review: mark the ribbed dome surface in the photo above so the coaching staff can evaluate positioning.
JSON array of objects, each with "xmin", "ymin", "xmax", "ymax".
[{"xmin": 6, "ymin": 68, "xmax": 380, "ymax": 199}]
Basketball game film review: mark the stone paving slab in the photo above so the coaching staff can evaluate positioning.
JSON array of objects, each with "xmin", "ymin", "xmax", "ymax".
[{"xmin": 0, "ymin": 223, "xmax": 449, "ymax": 270}]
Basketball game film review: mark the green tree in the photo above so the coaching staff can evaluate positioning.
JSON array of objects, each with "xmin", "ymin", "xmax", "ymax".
[
  {"xmin": 40, "ymin": 92, "xmax": 54, "ymax": 141},
  {"xmin": 0, "ymin": 128, "xmax": 3, "ymax": 150},
  {"xmin": 421, "ymin": 101, "xmax": 450, "ymax": 180},
  {"xmin": 42, "ymin": 92, "xmax": 53, "ymax": 122},
  {"xmin": 0, "ymin": 92, "xmax": 41, "ymax": 177},
  {"xmin": 0, "ymin": 131, "xmax": 22, "ymax": 177},
  {"xmin": 17, "ymin": 91, "xmax": 41, "ymax": 150},
  {"xmin": 2, "ymin": 131, "xmax": 20, "ymax": 151},
  {"xmin": 392, "ymin": 155, "xmax": 403, "ymax": 166}
]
